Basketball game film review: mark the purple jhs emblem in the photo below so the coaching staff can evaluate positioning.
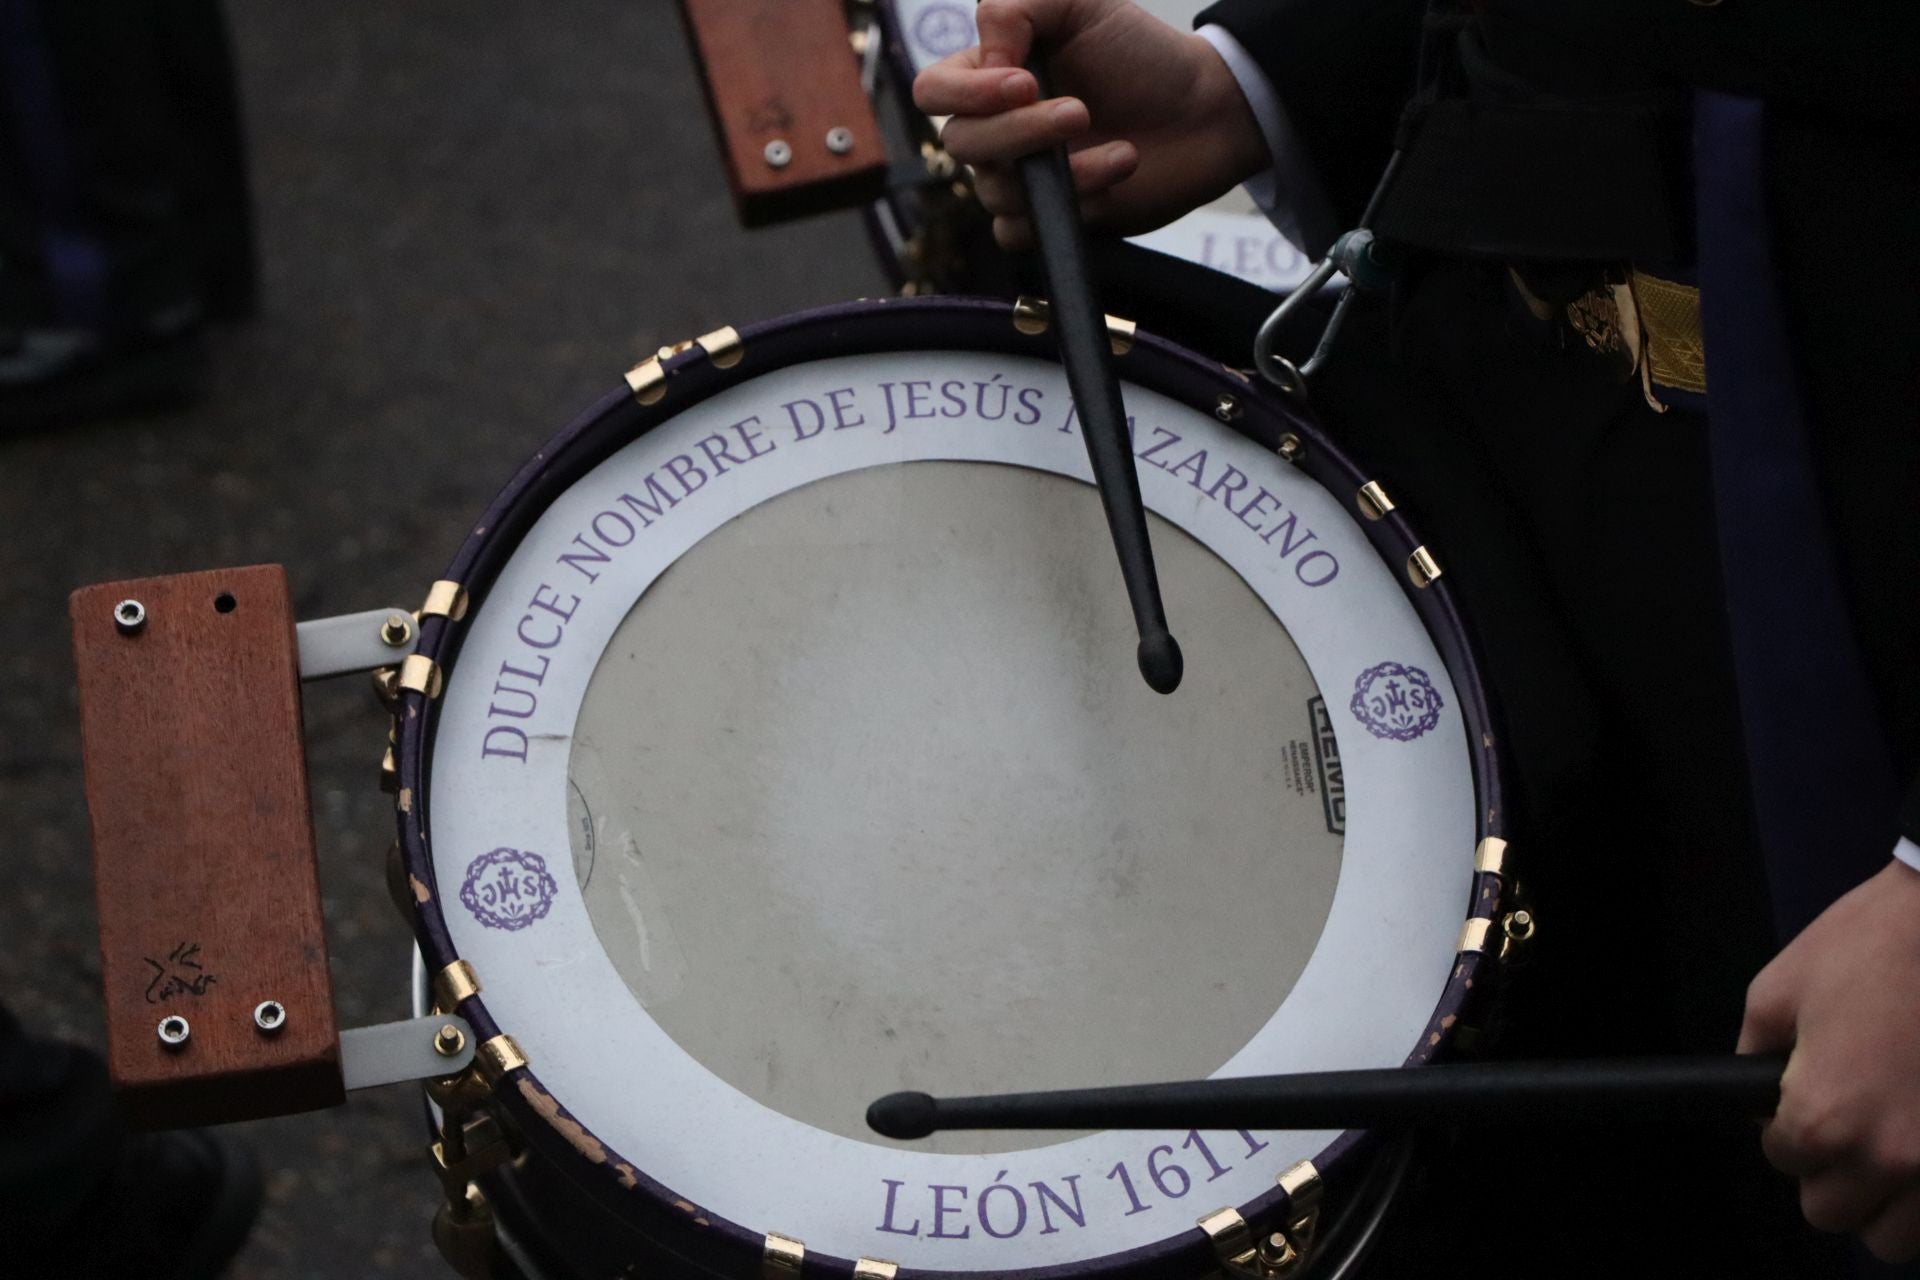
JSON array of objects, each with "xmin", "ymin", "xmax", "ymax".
[
  {"xmin": 460, "ymin": 847, "xmax": 559, "ymax": 932},
  {"xmin": 914, "ymin": 3, "xmax": 975, "ymax": 57},
  {"xmin": 1349, "ymin": 662, "xmax": 1444, "ymax": 742}
]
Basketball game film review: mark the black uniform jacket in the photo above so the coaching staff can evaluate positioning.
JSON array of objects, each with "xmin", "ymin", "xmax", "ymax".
[{"xmin": 1198, "ymin": 0, "xmax": 1920, "ymax": 851}]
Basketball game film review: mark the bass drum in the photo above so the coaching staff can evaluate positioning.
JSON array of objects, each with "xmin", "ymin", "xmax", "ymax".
[
  {"xmin": 857, "ymin": 0, "xmax": 1320, "ymax": 364},
  {"xmin": 397, "ymin": 297, "xmax": 1511, "ymax": 1280}
]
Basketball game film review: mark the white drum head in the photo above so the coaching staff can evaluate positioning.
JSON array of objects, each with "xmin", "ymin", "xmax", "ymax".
[
  {"xmin": 427, "ymin": 348, "xmax": 1475, "ymax": 1273},
  {"xmin": 567, "ymin": 461, "xmax": 1343, "ymax": 1155}
]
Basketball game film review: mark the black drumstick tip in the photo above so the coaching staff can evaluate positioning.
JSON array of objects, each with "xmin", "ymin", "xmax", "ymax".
[
  {"xmin": 868, "ymin": 1091, "xmax": 937, "ymax": 1140},
  {"xmin": 1137, "ymin": 630, "xmax": 1183, "ymax": 694}
]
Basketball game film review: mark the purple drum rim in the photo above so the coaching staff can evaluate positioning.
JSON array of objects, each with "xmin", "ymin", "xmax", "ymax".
[
  {"xmin": 876, "ymin": 0, "xmax": 932, "ymax": 125},
  {"xmin": 395, "ymin": 296, "xmax": 1510, "ymax": 1280},
  {"xmin": 863, "ymin": 0, "xmax": 955, "ymax": 295}
]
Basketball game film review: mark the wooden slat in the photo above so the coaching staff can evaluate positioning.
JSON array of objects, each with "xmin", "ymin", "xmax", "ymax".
[
  {"xmin": 680, "ymin": 0, "xmax": 889, "ymax": 225},
  {"xmin": 71, "ymin": 565, "xmax": 343, "ymax": 1128}
]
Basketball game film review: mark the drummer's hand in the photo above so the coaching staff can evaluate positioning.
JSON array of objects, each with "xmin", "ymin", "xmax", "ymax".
[
  {"xmin": 912, "ymin": 0, "xmax": 1268, "ymax": 250},
  {"xmin": 1740, "ymin": 858, "xmax": 1920, "ymax": 1262}
]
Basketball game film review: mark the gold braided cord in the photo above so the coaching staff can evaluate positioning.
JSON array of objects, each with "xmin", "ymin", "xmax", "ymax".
[{"xmin": 1633, "ymin": 271, "xmax": 1707, "ymax": 395}]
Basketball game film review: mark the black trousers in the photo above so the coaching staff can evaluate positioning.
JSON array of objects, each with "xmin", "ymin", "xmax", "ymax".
[
  {"xmin": 0, "ymin": 0, "xmax": 252, "ymax": 333},
  {"xmin": 1299, "ymin": 260, "xmax": 1853, "ymax": 1276},
  {"xmin": 0, "ymin": 1003, "xmax": 122, "ymax": 1245}
]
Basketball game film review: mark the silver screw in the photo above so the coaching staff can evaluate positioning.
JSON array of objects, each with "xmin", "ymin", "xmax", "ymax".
[
  {"xmin": 113, "ymin": 599, "xmax": 147, "ymax": 635},
  {"xmin": 763, "ymin": 139, "xmax": 792, "ymax": 169},
  {"xmin": 825, "ymin": 127, "xmax": 855, "ymax": 155},
  {"xmin": 157, "ymin": 1015, "xmax": 190, "ymax": 1049},
  {"xmin": 253, "ymin": 1000, "xmax": 287, "ymax": 1034}
]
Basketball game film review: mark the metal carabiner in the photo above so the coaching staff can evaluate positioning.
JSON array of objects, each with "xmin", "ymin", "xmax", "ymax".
[{"xmin": 1253, "ymin": 228, "xmax": 1397, "ymax": 397}]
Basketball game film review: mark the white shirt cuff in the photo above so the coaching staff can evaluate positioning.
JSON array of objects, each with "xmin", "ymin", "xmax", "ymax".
[
  {"xmin": 1195, "ymin": 23, "xmax": 1341, "ymax": 257},
  {"xmin": 1895, "ymin": 837, "xmax": 1920, "ymax": 874}
]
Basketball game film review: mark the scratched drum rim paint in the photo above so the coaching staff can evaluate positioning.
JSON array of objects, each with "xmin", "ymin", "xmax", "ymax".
[
  {"xmin": 871, "ymin": 0, "xmax": 1316, "ymax": 294},
  {"xmin": 395, "ymin": 298, "xmax": 1509, "ymax": 1279}
]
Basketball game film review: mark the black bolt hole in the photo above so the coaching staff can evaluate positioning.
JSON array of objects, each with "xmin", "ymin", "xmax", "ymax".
[{"xmin": 214, "ymin": 592, "xmax": 237, "ymax": 614}]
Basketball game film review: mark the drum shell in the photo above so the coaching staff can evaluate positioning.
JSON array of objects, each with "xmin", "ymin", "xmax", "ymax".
[{"xmin": 395, "ymin": 296, "xmax": 1512, "ymax": 1280}]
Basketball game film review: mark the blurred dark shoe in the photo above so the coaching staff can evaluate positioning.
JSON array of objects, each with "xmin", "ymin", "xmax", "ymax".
[
  {"xmin": 15, "ymin": 1129, "xmax": 262, "ymax": 1280},
  {"xmin": 0, "ymin": 302, "xmax": 208, "ymax": 433}
]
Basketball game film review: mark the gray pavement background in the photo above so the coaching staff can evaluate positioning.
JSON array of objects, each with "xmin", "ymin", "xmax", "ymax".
[{"xmin": 0, "ymin": 4, "xmax": 882, "ymax": 1275}]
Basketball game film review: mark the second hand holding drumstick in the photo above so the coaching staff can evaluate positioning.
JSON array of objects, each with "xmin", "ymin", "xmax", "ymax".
[{"xmin": 1016, "ymin": 62, "xmax": 1183, "ymax": 695}]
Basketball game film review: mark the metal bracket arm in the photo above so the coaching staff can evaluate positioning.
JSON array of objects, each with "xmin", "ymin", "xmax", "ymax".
[
  {"xmin": 341, "ymin": 1014, "xmax": 477, "ymax": 1091},
  {"xmin": 296, "ymin": 607, "xmax": 419, "ymax": 679}
]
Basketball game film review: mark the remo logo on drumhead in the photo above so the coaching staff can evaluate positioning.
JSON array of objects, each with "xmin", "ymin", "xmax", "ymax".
[{"xmin": 396, "ymin": 298, "xmax": 1508, "ymax": 1279}]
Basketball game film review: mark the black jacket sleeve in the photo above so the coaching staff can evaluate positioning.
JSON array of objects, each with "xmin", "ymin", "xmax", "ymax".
[{"xmin": 1195, "ymin": 0, "xmax": 1425, "ymax": 228}]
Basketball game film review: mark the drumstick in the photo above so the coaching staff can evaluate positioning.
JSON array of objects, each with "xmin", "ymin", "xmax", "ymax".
[
  {"xmin": 866, "ymin": 1055, "xmax": 1788, "ymax": 1139},
  {"xmin": 1018, "ymin": 63, "xmax": 1183, "ymax": 695}
]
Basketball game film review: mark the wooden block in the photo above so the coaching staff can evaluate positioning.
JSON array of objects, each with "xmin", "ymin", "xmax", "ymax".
[
  {"xmin": 71, "ymin": 565, "xmax": 343, "ymax": 1128},
  {"xmin": 680, "ymin": 0, "xmax": 889, "ymax": 225}
]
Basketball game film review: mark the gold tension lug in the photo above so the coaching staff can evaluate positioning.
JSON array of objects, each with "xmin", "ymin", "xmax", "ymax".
[
  {"xmin": 419, "ymin": 579, "xmax": 469, "ymax": 623},
  {"xmin": 1008, "ymin": 298, "xmax": 1136, "ymax": 354},
  {"xmin": 763, "ymin": 1232, "xmax": 805, "ymax": 1278},
  {"xmin": 1198, "ymin": 1167, "xmax": 1323, "ymax": 1278},
  {"xmin": 424, "ymin": 1000, "xmax": 519, "ymax": 1280},
  {"xmin": 432, "ymin": 958, "xmax": 482, "ymax": 1013},
  {"xmin": 626, "ymin": 325, "xmax": 748, "ymax": 406}
]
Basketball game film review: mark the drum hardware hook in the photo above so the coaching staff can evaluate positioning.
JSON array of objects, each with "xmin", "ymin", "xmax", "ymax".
[
  {"xmin": 1407, "ymin": 546, "xmax": 1443, "ymax": 589},
  {"xmin": 398, "ymin": 653, "xmax": 444, "ymax": 700},
  {"xmin": 1012, "ymin": 296, "xmax": 1136, "ymax": 355},
  {"xmin": 1253, "ymin": 228, "xmax": 1400, "ymax": 398},
  {"xmin": 431, "ymin": 958, "xmax": 484, "ymax": 1013},
  {"xmin": 1012, "ymin": 295, "xmax": 1051, "ymax": 335},
  {"xmin": 419, "ymin": 579, "xmax": 470, "ymax": 623},
  {"xmin": 764, "ymin": 1232, "xmax": 806, "ymax": 1276},
  {"xmin": 1198, "ymin": 1208, "xmax": 1317, "ymax": 1279},
  {"xmin": 696, "ymin": 325, "xmax": 745, "ymax": 369},
  {"xmin": 627, "ymin": 327, "xmax": 745, "ymax": 406},
  {"xmin": 1273, "ymin": 1160, "xmax": 1324, "ymax": 1274},
  {"xmin": 1356, "ymin": 480, "xmax": 1395, "ymax": 522}
]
